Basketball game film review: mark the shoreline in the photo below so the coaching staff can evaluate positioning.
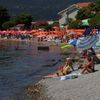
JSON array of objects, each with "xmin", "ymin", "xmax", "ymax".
[
  {"xmin": 1, "ymin": 37, "xmax": 100, "ymax": 100},
  {"xmin": 0, "ymin": 38, "xmax": 66, "ymax": 46},
  {"xmin": 26, "ymin": 62, "xmax": 100, "ymax": 100},
  {"xmin": 26, "ymin": 80, "xmax": 48, "ymax": 100},
  {"xmin": 9, "ymin": 38, "xmax": 99, "ymax": 100}
]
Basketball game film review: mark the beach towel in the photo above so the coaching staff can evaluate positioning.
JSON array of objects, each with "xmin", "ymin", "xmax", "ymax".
[{"xmin": 60, "ymin": 74, "xmax": 78, "ymax": 80}]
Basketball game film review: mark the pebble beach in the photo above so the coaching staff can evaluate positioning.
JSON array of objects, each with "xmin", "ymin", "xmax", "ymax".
[
  {"xmin": 26, "ymin": 63, "xmax": 100, "ymax": 100},
  {"xmin": 26, "ymin": 55, "xmax": 100, "ymax": 100}
]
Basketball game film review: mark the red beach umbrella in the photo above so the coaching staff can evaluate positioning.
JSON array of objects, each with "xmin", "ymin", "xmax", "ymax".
[
  {"xmin": 53, "ymin": 26, "xmax": 59, "ymax": 29},
  {"xmin": 36, "ymin": 34, "xmax": 46, "ymax": 38}
]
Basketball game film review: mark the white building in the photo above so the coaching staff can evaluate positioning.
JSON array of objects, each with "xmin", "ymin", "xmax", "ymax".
[{"xmin": 58, "ymin": 2, "xmax": 91, "ymax": 27}]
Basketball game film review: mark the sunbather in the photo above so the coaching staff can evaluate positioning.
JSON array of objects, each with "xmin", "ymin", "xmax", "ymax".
[
  {"xmin": 80, "ymin": 57, "xmax": 95, "ymax": 74},
  {"xmin": 44, "ymin": 58, "xmax": 74, "ymax": 78},
  {"xmin": 87, "ymin": 48, "xmax": 100, "ymax": 63}
]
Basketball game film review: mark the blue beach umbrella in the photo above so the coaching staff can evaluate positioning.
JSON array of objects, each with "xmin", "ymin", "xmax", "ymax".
[
  {"xmin": 95, "ymin": 34, "xmax": 100, "ymax": 47},
  {"xmin": 69, "ymin": 39, "xmax": 80, "ymax": 46},
  {"xmin": 77, "ymin": 35, "xmax": 99, "ymax": 50},
  {"xmin": 96, "ymin": 34, "xmax": 100, "ymax": 37},
  {"xmin": 92, "ymin": 34, "xmax": 100, "ymax": 49}
]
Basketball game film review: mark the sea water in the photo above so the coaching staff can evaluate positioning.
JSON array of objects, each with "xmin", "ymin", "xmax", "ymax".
[{"xmin": 0, "ymin": 40, "xmax": 64, "ymax": 100}]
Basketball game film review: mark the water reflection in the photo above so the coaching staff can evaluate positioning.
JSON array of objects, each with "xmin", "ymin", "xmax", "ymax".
[{"xmin": 0, "ymin": 40, "xmax": 64, "ymax": 99}]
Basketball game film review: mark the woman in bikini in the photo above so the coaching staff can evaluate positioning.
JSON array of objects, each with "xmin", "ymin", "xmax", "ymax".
[
  {"xmin": 81, "ymin": 57, "xmax": 95, "ymax": 74},
  {"xmin": 44, "ymin": 58, "xmax": 74, "ymax": 78}
]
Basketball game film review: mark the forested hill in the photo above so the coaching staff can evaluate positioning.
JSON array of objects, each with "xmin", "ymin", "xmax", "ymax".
[{"xmin": 0, "ymin": 0, "xmax": 95, "ymax": 20}]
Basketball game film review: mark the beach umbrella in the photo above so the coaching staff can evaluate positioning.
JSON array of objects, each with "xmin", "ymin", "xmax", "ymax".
[
  {"xmin": 0, "ymin": 31, "xmax": 3, "ymax": 34},
  {"xmin": 68, "ymin": 32, "xmax": 77, "ymax": 35},
  {"xmin": 77, "ymin": 35, "xmax": 99, "ymax": 50},
  {"xmin": 69, "ymin": 39, "xmax": 80, "ymax": 46},
  {"xmin": 96, "ymin": 34, "xmax": 100, "ymax": 37},
  {"xmin": 36, "ymin": 34, "xmax": 46, "ymax": 38},
  {"xmin": 95, "ymin": 34, "xmax": 100, "ymax": 47},
  {"xmin": 31, "ymin": 29, "xmax": 37, "ymax": 33},
  {"xmin": 74, "ymin": 29, "xmax": 85, "ymax": 35},
  {"xmin": 53, "ymin": 26, "xmax": 59, "ymax": 29},
  {"xmin": 47, "ymin": 34, "xmax": 58, "ymax": 37}
]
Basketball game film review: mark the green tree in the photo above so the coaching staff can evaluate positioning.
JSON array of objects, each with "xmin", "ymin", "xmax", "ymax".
[
  {"xmin": 76, "ymin": 7, "xmax": 93, "ymax": 20},
  {"xmin": 2, "ymin": 21, "xmax": 15, "ymax": 30},
  {"xmin": 68, "ymin": 20, "xmax": 81, "ymax": 29},
  {"xmin": 14, "ymin": 12, "xmax": 33, "ymax": 29},
  {"xmin": 51, "ymin": 21, "xmax": 59, "ymax": 27},
  {"xmin": 38, "ymin": 25, "xmax": 52, "ymax": 31},
  {"xmin": 89, "ymin": 13, "xmax": 100, "ymax": 27},
  {"xmin": 93, "ymin": 0, "xmax": 100, "ymax": 12},
  {"xmin": 0, "ymin": 6, "xmax": 10, "ymax": 30}
]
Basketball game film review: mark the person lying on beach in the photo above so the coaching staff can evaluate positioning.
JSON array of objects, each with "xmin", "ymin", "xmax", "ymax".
[
  {"xmin": 79, "ymin": 57, "xmax": 95, "ymax": 74},
  {"xmin": 44, "ymin": 58, "xmax": 74, "ymax": 78}
]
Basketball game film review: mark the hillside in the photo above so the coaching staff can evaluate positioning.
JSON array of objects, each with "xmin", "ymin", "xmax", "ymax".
[{"xmin": 0, "ymin": 0, "xmax": 95, "ymax": 20}]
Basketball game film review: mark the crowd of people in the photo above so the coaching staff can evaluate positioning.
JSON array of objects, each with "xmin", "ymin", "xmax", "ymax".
[
  {"xmin": 44, "ymin": 47, "xmax": 100, "ymax": 79},
  {"xmin": 0, "ymin": 33, "xmax": 33, "ymax": 40},
  {"xmin": 44, "ymin": 28, "xmax": 100, "ymax": 78}
]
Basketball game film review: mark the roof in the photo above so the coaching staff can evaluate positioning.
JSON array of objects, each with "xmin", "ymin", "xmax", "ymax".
[
  {"xmin": 76, "ymin": 2, "xmax": 92, "ymax": 8},
  {"xmin": 58, "ymin": 2, "xmax": 92, "ymax": 15},
  {"xmin": 58, "ymin": 4, "xmax": 77, "ymax": 15}
]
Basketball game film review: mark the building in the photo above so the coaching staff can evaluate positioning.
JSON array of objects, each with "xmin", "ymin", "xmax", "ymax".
[
  {"xmin": 58, "ymin": 2, "xmax": 91, "ymax": 27},
  {"xmin": 10, "ymin": 24, "xmax": 25, "ymax": 30}
]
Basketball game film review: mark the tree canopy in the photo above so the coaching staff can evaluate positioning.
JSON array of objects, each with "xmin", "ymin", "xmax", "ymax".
[
  {"xmin": 68, "ymin": 20, "xmax": 81, "ymax": 29},
  {"xmin": 14, "ymin": 12, "xmax": 33, "ymax": 29},
  {"xmin": 0, "ymin": 6, "xmax": 10, "ymax": 30},
  {"xmin": 93, "ymin": 0, "xmax": 100, "ymax": 12},
  {"xmin": 2, "ymin": 21, "xmax": 15, "ymax": 30},
  {"xmin": 69, "ymin": 0, "xmax": 100, "ymax": 29},
  {"xmin": 75, "ymin": 7, "xmax": 93, "ymax": 20},
  {"xmin": 89, "ymin": 13, "xmax": 100, "ymax": 27}
]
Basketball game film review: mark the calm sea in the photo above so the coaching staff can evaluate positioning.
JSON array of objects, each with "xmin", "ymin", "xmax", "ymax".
[{"xmin": 0, "ymin": 40, "xmax": 64, "ymax": 100}]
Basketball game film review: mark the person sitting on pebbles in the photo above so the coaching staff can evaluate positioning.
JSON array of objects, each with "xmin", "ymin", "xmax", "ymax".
[
  {"xmin": 44, "ymin": 58, "xmax": 74, "ymax": 78},
  {"xmin": 78, "ymin": 57, "xmax": 95, "ymax": 74}
]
